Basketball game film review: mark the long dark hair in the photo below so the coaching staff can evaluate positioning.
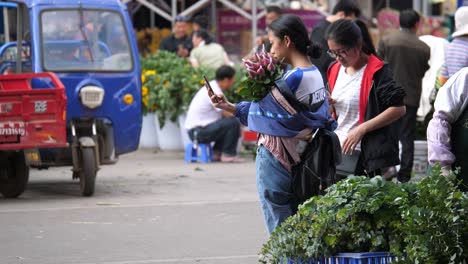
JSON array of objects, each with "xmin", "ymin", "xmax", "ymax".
[
  {"xmin": 267, "ymin": 14, "xmax": 321, "ymax": 59},
  {"xmin": 325, "ymin": 19, "xmax": 376, "ymax": 56},
  {"xmin": 193, "ymin": 29, "xmax": 214, "ymax": 45}
]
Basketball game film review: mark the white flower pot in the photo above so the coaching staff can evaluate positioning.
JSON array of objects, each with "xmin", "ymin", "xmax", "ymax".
[
  {"xmin": 178, "ymin": 113, "xmax": 191, "ymax": 148},
  {"xmin": 413, "ymin": 140, "xmax": 428, "ymax": 178},
  {"xmin": 139, "ymin": 113, "xmax": 159, "ymax": 148},
  {"xmin": 154, "ymin": 114, "xmax": 184, "ymax": 150},
  {"xmin": 397, "ymin": 140, "xmax": 428, "ymax": 180}
]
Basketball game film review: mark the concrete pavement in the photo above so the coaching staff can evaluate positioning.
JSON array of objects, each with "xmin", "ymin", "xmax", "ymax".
[{"xmin": 0, "ymin": 149, "xmax": 268, "ymax": 264}]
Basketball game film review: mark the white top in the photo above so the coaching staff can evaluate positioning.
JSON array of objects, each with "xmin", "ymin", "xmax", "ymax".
[
  {"xmin": 190, "ymin": 41, "xmax": 230, "ymax": 69},
  {"xmin": 184, "ymin": 80, "xmax": 223, "ymax": 130},
  {"xmin": 427, "ymin": 67, "xmax": 468, "ymax": 166},
  {"xmin": 418, "ymin": 35, "xmax": 449, "ymax": 119},
  {"xmin": 331, "ymin": 65, "xmax": 366, "ymax": 149}
]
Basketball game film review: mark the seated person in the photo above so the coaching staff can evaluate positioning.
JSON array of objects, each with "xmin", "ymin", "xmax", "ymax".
[
  {"xmin": 77, "ymin": 47, "xmax": 93, "ymax": 62},
  {"xmin": 184, "ymin": 65, "xmax": 243, "ymax": 162}
]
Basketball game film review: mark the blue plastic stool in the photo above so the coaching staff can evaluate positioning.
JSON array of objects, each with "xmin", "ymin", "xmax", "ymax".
[{"xmin": 184, "ymin": 143, "xmax": 213, "ymax": 163}]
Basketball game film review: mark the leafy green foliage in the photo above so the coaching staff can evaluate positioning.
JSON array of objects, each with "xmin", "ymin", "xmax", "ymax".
[
  {"xmin": 399, "ymin": 166, "xmax": 467, "ymax": 263},
  {"xmin": 223, "ymin": 65, "xmax": 250, "ymax": 103},
  {"xmin": 260, "ymin": 166, "xmax": 467, "ymax": 264},
  {"xmin": 140, "ymin": 51, "xmax": 215, "ymax": 128}
]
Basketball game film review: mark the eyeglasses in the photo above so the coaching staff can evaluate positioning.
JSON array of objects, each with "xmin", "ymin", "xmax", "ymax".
[{"xmin": 327, "ymin": 47, "xmax": 352, "ymax": 58}]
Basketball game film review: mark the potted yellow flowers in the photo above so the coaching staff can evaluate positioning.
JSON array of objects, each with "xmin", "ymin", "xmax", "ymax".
[
  {"xmin": 140, "ymin": 50, "xmax": 214, "ymax": 150},
  {"xmin": 139, "ymin": 69, "xmax": 159, "ymax": 148}
]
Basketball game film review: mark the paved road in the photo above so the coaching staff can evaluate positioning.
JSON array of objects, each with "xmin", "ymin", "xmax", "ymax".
[{"xmin": 0, "ymin": 150, "xmax": 267, "ymax": 264}]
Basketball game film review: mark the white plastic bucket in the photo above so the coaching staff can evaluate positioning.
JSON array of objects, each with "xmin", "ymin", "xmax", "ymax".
[
  {"xmin": 139, "ymin": 113, "xmax": 159, "ymax": 148},
  {"xmin": 178, "ymin": 113, "xmax": 191, "ymax": 149},
  {"xmin": 413, "ymin": 140, "xmax": 428, "ymax": 178},
  {"xmin": 155, "ymin": 114, "xmax": 184, "ymax": 150}
]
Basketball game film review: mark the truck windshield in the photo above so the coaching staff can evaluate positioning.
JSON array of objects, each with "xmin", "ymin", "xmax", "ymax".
[{"xmin": 40, "ymin": 9, "xmax": 133, "ymax": 72}]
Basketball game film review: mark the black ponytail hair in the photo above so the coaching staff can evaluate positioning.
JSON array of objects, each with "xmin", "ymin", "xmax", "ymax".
[
  {"xmin": 268, "ymin": 14, "xmax": 322, "ymax": 59},
  {"xmin": 193, "ymin": 29, "xmax": 213, "ymax": 45},
  {"xmin": 354, "ymin": 20, "xmax": 377, "ymax": 56},
  {"xmin": 325, "ymin": 19, "xmax": 376, "ymax": 56}
]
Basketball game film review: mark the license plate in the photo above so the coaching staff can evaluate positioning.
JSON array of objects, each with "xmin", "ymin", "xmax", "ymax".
[{"xmin": 0, "ymin": 134, "xmax": 19, "ymax": 144}]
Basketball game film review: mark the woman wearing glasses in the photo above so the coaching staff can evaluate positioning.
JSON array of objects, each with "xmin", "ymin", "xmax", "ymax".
[{"xmin": 325, "ymin": 19, "xmax": 406, "ymax": 178}]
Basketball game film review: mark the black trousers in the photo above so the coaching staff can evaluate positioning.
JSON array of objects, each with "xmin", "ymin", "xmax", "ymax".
[
  {"xmin": 398, "ymin": 105, "xmax": 418, "ymax": 182},
  {"xmin": 188, "ymin": 117, "xmax": 240, "ymax": 156}
]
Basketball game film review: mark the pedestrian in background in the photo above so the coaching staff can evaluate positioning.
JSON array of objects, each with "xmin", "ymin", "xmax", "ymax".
[
  {"xmin": 378, "ymin": 9, "xmax": 430, "ymax": 182},
  {"xmin": 440, "ymin": 6, "xmax": 468, "ymax": 85},
  {"xmin": 310, "ymin": 0, "xmax": 361, "ymax": 85},
  {"xmin": 159, "ymin": 15, "xmax": 192, "ymax": 57},
  {"xmin": 211, "ymin": 14, "xmax": 336, "ymax": 234},
  {"xmin": 418, "ymin": 32, "xmax": 449, "ymax": 121},
  {"xmin": 189, "ymin": 29, "xmax": 232, "ymax": 69},
  {"xmin": 185, "ymin": 65, "xmax": 242, "ymax": 163},
  {"xmin": 326, "ymin": 19, "xmax": 406, "ymax": 179},
  {"xmin": 191, "ymin": 15, "xmax": 208, "ymax": 32},
  {"xmin": 427, "ymin": 67, "xmax": 468, "ymax": 191},
  {"xmin": 252, "ymin": 5, "xmax": 282, "ymax": 54}
]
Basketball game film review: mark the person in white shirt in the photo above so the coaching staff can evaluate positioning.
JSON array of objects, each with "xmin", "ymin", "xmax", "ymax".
[
  {"xmin": 185, "ymin": 65, "xmax": 241, "ymax": 162},
  {"xmin": 427, "ymin": 67, "xmax": 468, "ymax": 191},
  {"xmin": 418, "ymin": 35, "xmax": 449, "ymax": 120}
]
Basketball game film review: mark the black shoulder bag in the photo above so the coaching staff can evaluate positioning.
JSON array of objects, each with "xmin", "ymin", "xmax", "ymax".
[{"xmin": 274, "ymin": 80, "xmax": 342, "ymax": 208}]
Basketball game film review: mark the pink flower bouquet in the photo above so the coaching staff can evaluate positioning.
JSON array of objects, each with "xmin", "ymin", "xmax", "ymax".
[{"xmin": 238, "ymin": 46, "xmax": 284, "ymax": 101}]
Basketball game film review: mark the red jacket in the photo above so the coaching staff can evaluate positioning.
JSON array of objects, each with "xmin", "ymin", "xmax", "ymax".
[{"xmin": 326, "ymin": 54, "xmax": 406, "ymax": 172}]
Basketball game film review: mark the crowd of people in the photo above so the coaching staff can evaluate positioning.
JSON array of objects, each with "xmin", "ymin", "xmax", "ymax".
[{"xmin": 151, "ymin": 0, "xmax": 468, "ymax": 234}]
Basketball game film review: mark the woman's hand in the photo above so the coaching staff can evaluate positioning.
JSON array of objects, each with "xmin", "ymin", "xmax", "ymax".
[
  {"xmin": 327, "ymin": 95, "xmax": 337, "ymax": 106},
  {"xmin": 327, "ymin": 94, "xmax": 337, "ymax": 115},
  {"xmin": 342, "ymin": 124, "xmax": 367, "ymax": 155},
  {"xmin": 211, "ymin": 94, "xmax": 236, "ymax": 114}
]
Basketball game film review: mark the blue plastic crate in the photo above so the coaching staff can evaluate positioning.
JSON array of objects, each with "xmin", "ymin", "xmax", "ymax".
[
  {"xmin": 334, "ymin": 252, "xmax": 397, "ymax": 264},
  {"xmin": 286, "ymin": 258, "xmax": 330, "ymax": 264},
  {"xmin": 287, "ymin": 252, "xmax": 398, "ymax": 264}
]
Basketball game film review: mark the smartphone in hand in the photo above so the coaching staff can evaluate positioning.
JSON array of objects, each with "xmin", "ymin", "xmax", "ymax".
[{"xmin": 204, "ymin": 75, "xmax": 218, "ymax": 103}]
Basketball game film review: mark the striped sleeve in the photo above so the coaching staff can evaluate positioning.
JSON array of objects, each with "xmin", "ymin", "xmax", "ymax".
[{"xmin": 283, "ymin": 69, "xmax": 302, "ymax": 93}]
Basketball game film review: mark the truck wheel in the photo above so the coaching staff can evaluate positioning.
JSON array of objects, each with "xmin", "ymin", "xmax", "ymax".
[
  {"xmin": 79, "ymin": 148, "xmax": 97, "ymax": 197},
  {"xmin": 0, "ymin": 152, "xmax": 29, "ymax": 198}
]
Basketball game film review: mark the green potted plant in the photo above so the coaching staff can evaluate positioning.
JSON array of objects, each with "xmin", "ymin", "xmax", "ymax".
[
  {"xmin": 139, "ymin": 69, "xmax": 159, "ymax": 148},
  {"xmin": 260, "ymin": 166, "xmax": 467, "ymax": 264},
  {"xmin": 141, "ymin": 51, "xmax": 214, "ymax": 126},
  {"xmin": 140, "ymin": 51, "xmax": 215, "ymax": 150}
]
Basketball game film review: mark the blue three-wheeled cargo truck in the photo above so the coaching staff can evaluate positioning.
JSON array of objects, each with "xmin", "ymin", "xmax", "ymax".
[{"xmin": 0, "ymin": 0, "xmax": 142, "ymax": 197}]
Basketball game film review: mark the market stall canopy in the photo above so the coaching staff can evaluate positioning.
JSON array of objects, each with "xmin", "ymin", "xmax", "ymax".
[{"xmin": 122, "ymin": 0, "xmax": 266, "ymax": 48}]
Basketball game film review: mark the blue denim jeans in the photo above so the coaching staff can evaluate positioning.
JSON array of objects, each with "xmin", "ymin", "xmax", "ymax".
[{"xmin": 256, "ymin": 145, "xmax": 294, "ymax": 234}]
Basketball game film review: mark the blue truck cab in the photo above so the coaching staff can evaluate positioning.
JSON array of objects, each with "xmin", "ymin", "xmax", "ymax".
[{"xmin": 0, "ymin": 0, "xmax": 142, "ymax": 196}]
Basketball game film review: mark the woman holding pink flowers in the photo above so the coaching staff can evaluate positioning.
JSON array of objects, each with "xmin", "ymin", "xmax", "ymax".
[{"xmin": 211, "ymin": 14, "xmax": 337, "ymax": 234}]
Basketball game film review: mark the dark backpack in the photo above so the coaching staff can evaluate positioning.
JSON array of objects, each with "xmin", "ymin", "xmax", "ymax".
[
  {"xmin": 291, "ymin": 128, "xmax": 341, "ymax": 209},
  {"xmin": 274, "ymin": 80, "xmax": 342, "ymax": 209}
]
